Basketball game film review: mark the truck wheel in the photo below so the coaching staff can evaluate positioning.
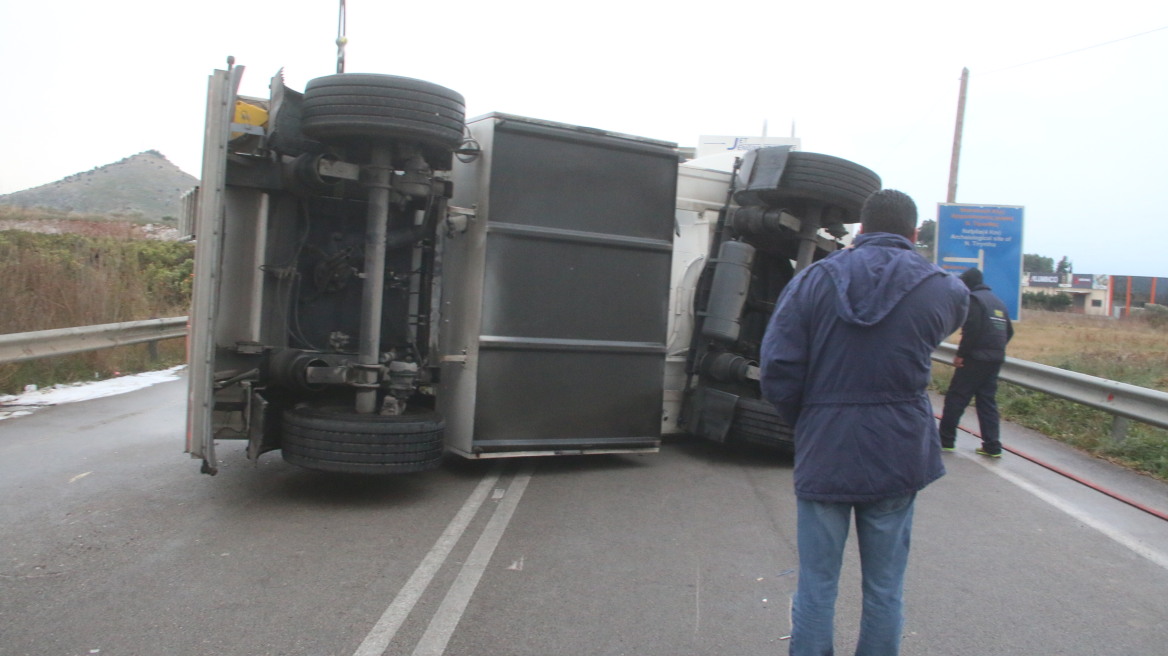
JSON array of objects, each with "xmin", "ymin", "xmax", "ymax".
[
  {"xmin": 728, "ymin": 397, "xmax": 794, "ymax": 452},
  {"xmin": 300, "ymin": 73, "xmax": 466, "ymax": 156},
  {"xmin": 736, "ymin": 151, "xmax": 881, "ymax": 222},
  {"xmin": 281, "ymin": 404, "xmax": 445, "ymax": 474}
]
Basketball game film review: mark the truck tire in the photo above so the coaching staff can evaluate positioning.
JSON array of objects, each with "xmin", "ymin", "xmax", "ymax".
[
  {"xmin": 300, "ymin": 73, "xmax": 466, "ymax": 155},
  {"xmin": 728, "ymin": 397, "xmax": 794, "ymax": 452},
  {"xmin": 736, "ymin": 152, "xmax": 881, "ymax": 222},
  {"xmin": 281, "ymin": 404, "xmax": 445, "ymax": 474}
]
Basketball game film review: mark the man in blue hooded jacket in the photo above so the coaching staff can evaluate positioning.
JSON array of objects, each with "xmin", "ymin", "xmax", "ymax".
[{"xmin": 760, "ymin": 189, "xmax": 968, "ymax": 655}]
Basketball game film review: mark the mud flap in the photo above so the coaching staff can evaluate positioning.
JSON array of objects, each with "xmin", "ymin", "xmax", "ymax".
[{"xmin": 684, "ymin": 386, "xmax": 740, "ymax": 444}]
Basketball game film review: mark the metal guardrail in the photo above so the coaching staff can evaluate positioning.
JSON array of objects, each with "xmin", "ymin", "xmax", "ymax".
[
  {"xmin": 933, "ymin": 342, "xmax": 1168, "ymax": 439},
  {"xmin": 0, "ymin": 317, "xmax": 188, "ymax": 365},
  {"xmin": 1, "ymin": 319, "xmax": 1165, "ymax": 439}
]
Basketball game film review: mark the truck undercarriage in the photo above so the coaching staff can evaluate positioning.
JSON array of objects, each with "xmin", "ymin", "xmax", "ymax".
[{"xmin": 185, "ymin": 64, "xmax": 881, "ymax": 475}]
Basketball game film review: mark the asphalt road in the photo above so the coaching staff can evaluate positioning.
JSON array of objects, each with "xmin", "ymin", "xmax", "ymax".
[{"xmin": 2, "ymin": 375, "xmax": 1167, "ymax": 655}]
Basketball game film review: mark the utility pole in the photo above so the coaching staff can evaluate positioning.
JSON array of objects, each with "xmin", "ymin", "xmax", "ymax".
[{"xmin": 947, "ymin": 67, "xmax": 969, "ymax": 203}]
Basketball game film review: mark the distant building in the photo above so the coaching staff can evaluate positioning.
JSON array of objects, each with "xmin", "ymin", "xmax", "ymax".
[
  {"xmin": 1023, "ymin": 273, "xmax": 1109, "ymax": 316},
  {"xmin": 1022, "ymin": 273, "xmax": 1166, "ymax": 317},
  {"xmin": 1109, "ymin": 275, "xmax": 1167, "ymax": 317}
]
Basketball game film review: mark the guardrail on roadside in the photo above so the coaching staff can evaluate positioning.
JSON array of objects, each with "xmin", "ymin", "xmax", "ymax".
[
  {"xmin": 932, "ymin": 342, "xmax": 1168, "ymax": 441},
  {"xmin": 1, "ymin": 319, "xmax": 1165, "ymax": 441},
  {"xmin": 0, "ymin": 317, "xmax": 188, "ymax": 365}
]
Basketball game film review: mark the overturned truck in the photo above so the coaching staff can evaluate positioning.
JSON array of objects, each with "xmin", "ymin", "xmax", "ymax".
[{"xmin": 184, "ymin": 63, "xmax": 880, "ymax": 475}]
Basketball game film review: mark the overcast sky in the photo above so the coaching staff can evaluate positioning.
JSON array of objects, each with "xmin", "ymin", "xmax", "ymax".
[{"xmin": 1, "ymin": 0, "xmax": 1165, "ymax": 276}]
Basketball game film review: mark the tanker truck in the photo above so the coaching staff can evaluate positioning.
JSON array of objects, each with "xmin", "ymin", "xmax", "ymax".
[{"xmin": 184, "ymin": 62, "xmax": 880, "ymax": 475}]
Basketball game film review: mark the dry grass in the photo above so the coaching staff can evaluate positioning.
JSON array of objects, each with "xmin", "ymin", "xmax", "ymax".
[
  {"xmin": 0, "ymin": 226, "xmax": 192, "ymax": 395},
  {"xmin": 0, "ymin": 205, "xmax": 177, "ymax": 234},
  {"xmin": 1008, "ymin": 310, "xmax": 1168, "ymax": 391},
  {"xmin": 933, "ymin": 309, "xmax": 1168, "ymax": 481}
]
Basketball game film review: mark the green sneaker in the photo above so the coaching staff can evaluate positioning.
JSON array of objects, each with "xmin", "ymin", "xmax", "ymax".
[
  {"xmin": 941, "ymin": 446, "xmax": 956, "ymax": 452},
  {"xmin": 976, "ymin": 447, "xmax": 1002, "ymax": 458}
]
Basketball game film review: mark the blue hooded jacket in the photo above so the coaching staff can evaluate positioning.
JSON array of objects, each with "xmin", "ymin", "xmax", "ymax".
[{"xmin": 760, "ymin": 233, "xmax": 969, "ymax": 502}]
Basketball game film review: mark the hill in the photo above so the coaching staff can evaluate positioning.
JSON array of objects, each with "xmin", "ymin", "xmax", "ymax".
[{"xmin": 0, "ymin": 151, "xmax": 198, "ymax": 221}]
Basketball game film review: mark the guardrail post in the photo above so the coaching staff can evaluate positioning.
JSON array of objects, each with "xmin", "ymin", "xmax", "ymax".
[{"xmin": 1111, "ymin": 415, "xmax": 1130, "ymax": 443}]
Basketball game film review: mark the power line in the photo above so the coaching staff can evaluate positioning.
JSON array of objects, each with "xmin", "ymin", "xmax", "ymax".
[{"xmin": 982, "ymin": 25, "xmax": 1168, "ymax": 75}]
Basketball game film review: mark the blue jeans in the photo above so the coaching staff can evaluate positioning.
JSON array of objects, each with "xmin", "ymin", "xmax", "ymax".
[{"xmin": 790, "ymin": 494, "xmax": 916, "ymax": 656}]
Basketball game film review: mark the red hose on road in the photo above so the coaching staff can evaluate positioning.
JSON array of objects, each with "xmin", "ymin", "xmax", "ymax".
[{"xmin": 941, "ymin": 415, "xmax": 1168, "ymax": 523}]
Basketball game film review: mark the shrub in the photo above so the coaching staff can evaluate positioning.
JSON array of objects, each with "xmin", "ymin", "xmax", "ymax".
[
  {"xmin": 1021, "ymin": 291, "xmax": 1073, "ymax": 311},
  {"xmin": 1141, "ymin": 303, "xmax": 1168, "ymax": 328},
  {"xmin": 0, "ymin": 229, "xmax": 193, "ymax": 394}
]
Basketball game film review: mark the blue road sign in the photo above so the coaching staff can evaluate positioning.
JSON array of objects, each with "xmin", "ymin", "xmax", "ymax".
[{"xmin": 936, "ymin": 204, "xmax": 1024, "ymax": 320}]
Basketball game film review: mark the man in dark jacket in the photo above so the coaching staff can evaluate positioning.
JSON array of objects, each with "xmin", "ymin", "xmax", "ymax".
[
  {"xmin": 760, "ymin": 189, "xmax": 968, "ymax": 656},
  {"xmin": 938, "ymin": 267, "xmax": 1014, "ymax": 457}
]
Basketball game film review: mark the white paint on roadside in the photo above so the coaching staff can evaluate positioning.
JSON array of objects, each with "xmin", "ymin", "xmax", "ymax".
[
  {"xmin": 410, "ymin": 460, "xmax": 536, "ymax": 656},
  {"xmin": 962, "ymin": 450, "xmax": 1168, "ymax": 571},
  {"xmin": 351, "ymin": 462, "xmax": 505, "ymax": 656},
  {"xmin": 693, "ymin": 558, "xmax": 702, "ymax": 637},
  {"xmin": 68, "ymin": 471, "xmax": 93, "ymax": 483},
  {"xmin": 0, "ymin": 366, "xmax": 185, "ymax": 421}
]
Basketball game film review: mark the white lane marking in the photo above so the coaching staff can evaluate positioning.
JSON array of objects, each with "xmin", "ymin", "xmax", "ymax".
[
  {"xmin": 693, "ymin": 558, "xmax": 701, "ymax": 637},
  {"xmin": 410, "ymin": 460, "xmax": 536, "ymax": 656},
  {"xmin": 352, "ymin": 462, "xmax": 505, "ymax": 656},
  {"xmin": 962, "ymin": 451, "xmax": 1168, "ymax": 571}
]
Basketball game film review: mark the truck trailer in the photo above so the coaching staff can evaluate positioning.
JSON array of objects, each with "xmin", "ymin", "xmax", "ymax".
[{"xmin": 184, "ymin": 63, "xmax": 880, "ymax": 475}]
